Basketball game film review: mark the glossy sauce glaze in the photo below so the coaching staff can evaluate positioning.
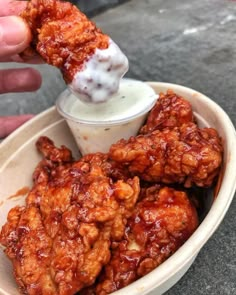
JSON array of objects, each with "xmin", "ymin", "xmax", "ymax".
[
  {"xmin": 21, "ymin": 0, "xmax": 128, "ymax": 103},
  {"xmin": 92, "ymin": 186, "xmax": 199, "ymax": 294}
]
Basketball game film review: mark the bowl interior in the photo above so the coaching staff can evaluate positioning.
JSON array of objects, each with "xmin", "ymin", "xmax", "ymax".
[{"xmin": 0, "ymin": 82, "xmax": 236, "ymax": 295}]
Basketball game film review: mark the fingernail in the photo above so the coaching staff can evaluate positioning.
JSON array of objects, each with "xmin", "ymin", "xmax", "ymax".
[{"xmin": 0, "ymin": 16, "xmax": 28, "ymax": 46}]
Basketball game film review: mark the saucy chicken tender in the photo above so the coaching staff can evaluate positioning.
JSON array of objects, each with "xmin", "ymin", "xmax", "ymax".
[
  {"xmin": 21, "ymin": 0, "xmax": 109, "ymax": 83},
  {"xmin": 20, "ymin": 0, "xmax": 128, "ymax": 103},
  {"xmin": 0, "ymin": 137, "xmax": 140, "ymax": 295},
  {"xmin": 109, "ymin": 122, "xmax": 223, "ymax": 187},
  {"xmin": 83, "ymin": 186, "xmax": 198, "ymax": 294},
  {"xmin": 140, "ymin": 89, "xmax": 194, "ymax": 134}
]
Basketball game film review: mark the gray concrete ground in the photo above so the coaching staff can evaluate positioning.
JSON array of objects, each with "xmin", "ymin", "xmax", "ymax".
[
  {"xmin": 0, "ymin": 0, "xmax": 236, "ymax": 294},
  {"xmin": 78, "ymin": 0, "xmax": 129, "ymax": 17}
]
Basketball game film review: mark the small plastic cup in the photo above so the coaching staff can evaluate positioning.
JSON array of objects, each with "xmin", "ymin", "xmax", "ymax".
[{"xmin": 56, "ymin": 78, "xmax": 158, "ymax": 155}]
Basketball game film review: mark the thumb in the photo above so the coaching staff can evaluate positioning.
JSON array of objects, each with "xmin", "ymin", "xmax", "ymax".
[{"xmin": 0, "ymin": 16, "xmax": 31, "ymax": 58}]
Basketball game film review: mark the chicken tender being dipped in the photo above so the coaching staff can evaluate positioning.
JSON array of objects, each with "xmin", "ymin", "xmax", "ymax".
[
  {"xmin": 0, "ymin": 137, "xmax": 140, "ymax": 295},
  {"xmin": 21, "ymin": 0, "xmax": 129, "ymax": 103},
  {"xmin": 109, "ymin": 122, "xmax": 223, "ymax": 187}
]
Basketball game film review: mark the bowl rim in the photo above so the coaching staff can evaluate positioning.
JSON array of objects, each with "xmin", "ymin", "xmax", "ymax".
[
  {"xmin": 111, "ymin": 82, "xmax": 236, "ymax": 295},
  {"xmin": 0, "ymin": 82, "xmax": 236, "ymax": 295}
]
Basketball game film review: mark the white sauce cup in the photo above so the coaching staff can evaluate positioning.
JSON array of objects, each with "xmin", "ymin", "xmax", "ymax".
[{"xmin": 56, "ymin": 78, "xmax": 158, "ymax": 155}]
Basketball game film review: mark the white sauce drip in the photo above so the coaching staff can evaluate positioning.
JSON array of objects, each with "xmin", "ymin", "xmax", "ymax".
[{"xmin": 69, "ymin": 38, "xmax": 129, "ymax": 103}]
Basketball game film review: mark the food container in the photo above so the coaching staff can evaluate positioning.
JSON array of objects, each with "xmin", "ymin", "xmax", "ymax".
[
  {"xmin": 0, "ymin": 82, "xmax": 236, "ymax": 295},
  {"xmin": 56, "ymin": 78, "xmax": 157, "ymax": 155}
]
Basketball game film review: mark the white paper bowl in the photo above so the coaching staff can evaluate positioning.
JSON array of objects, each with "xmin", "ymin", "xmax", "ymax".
[{"xmin": 0, "ymin": 82, "xmax": 236, "ymax": 295}]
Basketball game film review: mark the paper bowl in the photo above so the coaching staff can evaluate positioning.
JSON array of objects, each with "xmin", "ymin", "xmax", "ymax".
[{"xmin": 0, "ymin": 82, "xmax": 236, "ymax": 295}]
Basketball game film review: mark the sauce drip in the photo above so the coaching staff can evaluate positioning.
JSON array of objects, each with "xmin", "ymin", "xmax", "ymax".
[{"xmin": 7, "ymin": 187, "xmax": 30, "ymax": 200}]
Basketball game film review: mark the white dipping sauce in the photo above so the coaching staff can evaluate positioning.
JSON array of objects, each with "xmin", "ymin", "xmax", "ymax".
[
  {"xmin": 69, "ymin": 39, "xmax": 129, "ymax": 103},
  {"xmin": 57, "ymin": 79, "xmax": 158, "ymax": 155}
]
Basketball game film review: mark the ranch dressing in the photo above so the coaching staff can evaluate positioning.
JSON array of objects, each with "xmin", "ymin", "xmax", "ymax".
[
  {"xmin": 69, "ymin": 39, "xmax": 129, "ymax": 103},
  {"xmin": 57, "ymin": 78, "xmax": 158, "ymax": 155}
]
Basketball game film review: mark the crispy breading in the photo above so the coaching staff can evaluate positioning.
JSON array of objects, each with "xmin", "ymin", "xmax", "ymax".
[
  {"xmin": 21, "ymin": 0, "xmax": 109, "ymax": 83},
  {"xmin": 84, "ymin": 186, "xmax": 198, "ymax": 294},
  {"xmin": 0, "ymin": 137, "xmax": 140, "ymax": 295},
  {"xmin": 140, "ymin": 89, "xmax": 194, "ymax": 134},
  {"xmin": 109, "ymin": 123, "xmax": 223, "ymax": 187}
]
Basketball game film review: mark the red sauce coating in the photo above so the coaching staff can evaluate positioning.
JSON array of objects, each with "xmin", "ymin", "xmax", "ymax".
[
  {"xmin": 140, "ymin": 89, "xmax": 194, "ymax": 134},
  {"xmin": 84, "ymin": 186, "xmax": 198, "ymax": 294},
  {"xmin": 7, "ymin": 187, "xmax": 30, "ymax": 200},
  {"xmin": 21, "ymin": 0, "xmax": 109, "ymax": 83}
]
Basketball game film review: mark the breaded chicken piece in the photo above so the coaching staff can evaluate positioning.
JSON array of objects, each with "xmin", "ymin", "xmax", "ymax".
[
  {"xmin": 0, "ymin": 206, "xmax": 55, "ymax": 294},
  {"xmin": 26, "ymin": 137, "xmax": 73, "ymax": 206},
  {"xmin": 84, "ymin": 186, "xmax": 198, "ymax": 294},
  {"xmin": 0, "ymin": 137, "xmax": 140, "ymax": 295},
  {"xmin": 21, "ymin": 0, "xmax": 109, "ymax": 83},
  {"xmin": 20, "ymin": 0, "xmax": 128, "ymax": 102},
  {"xmin": 109, "ymin": 123, "xmax": 223, "ymax": 187},
  {"xmin": 140, "ymin": 90, "xmax": 194, "ymax": 134}
]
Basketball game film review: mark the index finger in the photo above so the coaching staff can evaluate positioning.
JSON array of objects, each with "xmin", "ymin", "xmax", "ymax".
[{"xmin": 0, "ymin": 0, "xmax": 26, "ymax": 17}]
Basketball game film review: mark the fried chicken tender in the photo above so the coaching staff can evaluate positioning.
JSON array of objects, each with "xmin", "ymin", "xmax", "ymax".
[
  {"xmin": 0, "ymin": 206, "xmax": 55, "ymax": 294},
  {"xmin": 20, "ymin": 0, "xmax": 129, "ymax": 103},
  {"xmin": 88, "ymin": 186, "xmax": 198, "ymax": 294},
  {"xmin": 26, "ymin": 137, "xmax": 73, "ymax": 206},
  {"xmin": 140, "ymin": 89, "xmax": 194, "ymax": 134},
  {"xmin": 35, "ymin": 136, "xmax": 73, "ymax": 163},
  {"xmin": 0, "ymin": 137, "xmax": 140, "ymax": 295},
  {"xmin": 109, "ymin": 122, "xmax": 223, "ymax": 187},
  {"xmin": 21, "ymin": 0, "xmax": 109, "ymax": 83}
]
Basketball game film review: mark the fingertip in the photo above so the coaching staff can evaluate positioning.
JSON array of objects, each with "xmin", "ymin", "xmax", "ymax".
[
  {"xmin": 0, "ymin": 114, "xmax": 34, "ymax": 138},
  {"xmin": 0, "ymin": 16, "xmax": 32, "ymax": 57},
  {"xmin": 14, "ymin": 67, "xmax": 42, "ymax": 92},
  {"xmin": 9, "ymin": 15, "xmax": 32, "ymax": 46},
  {"xmin": 0, "ymin": 67, "xmax": 42, "ymax": 94},
  {"xmin": 19, "ymin": 114, "xmax": 35, "ymax": 120},
  {"xmin": 18, "ymin": 16, "xmax": 32, "ymax": 46},
  {"xmin": 23, "ymin": 67, "xmax": 42, "ymax": 91}
]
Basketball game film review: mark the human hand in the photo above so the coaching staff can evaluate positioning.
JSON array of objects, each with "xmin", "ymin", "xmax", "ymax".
[
  {"xmin": 0, "ymin": 0, "xmax": 42, "ymax": 137},
  {"xmin": 0, "ymin": 0, "xmax": 42, "ymax": 93}
]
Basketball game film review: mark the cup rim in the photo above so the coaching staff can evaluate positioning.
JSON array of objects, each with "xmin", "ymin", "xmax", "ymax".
[{"xmin": 56, "ymin": 79, "xmax": 158, "ymax": 126}]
